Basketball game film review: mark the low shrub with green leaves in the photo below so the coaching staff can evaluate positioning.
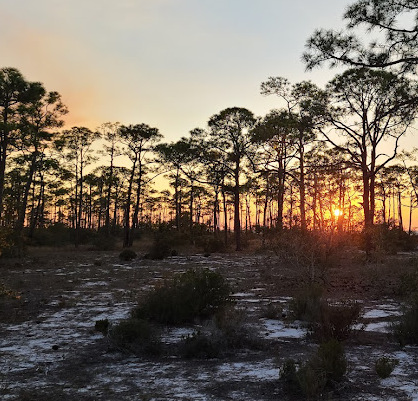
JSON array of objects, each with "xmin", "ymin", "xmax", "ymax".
[
  {"xmin": 280, "ymin": 339, "xmax": 347, "ymax": 399},
  {"xmin": 289, "ymin": 284, "xmax": 323, "ymax": 323},
  {"xmin": 313, "ymin": 301, "xmax": 362, "ymax": 341},
  {"xmin": 393, "ymin": 296, "xmax": 418, "ymax": 346},
  {"xmin": 109, "ymin": 318, "xmax": 161, "ymax": 355},
  {"xmin": 289, "ymin": 287, "xmax": 361, "ymax": 341},
  {"xmin": 119, "ymin": 249, "xmax": 137, "ymax": 261},
  {"xmin": 179, "ymin": 307, "xmax": 259, "ymax": 359},
  {"xmin": 180, "ymin": 330, "xmax": 223, "ymax": 359},
  {"xmin": 132, "ymin": 268, "xmax": 231, "ymax": 324},
  {"xmin": 95, "ymin": 319, "xmax": 110, "ymax": 334},
  {"xmin": 375, "ymin": 356, "xmax": 399, "ymax": 379},
  {"xmin": 203, "ymin": 237, "xmax": 226, "ymax": 254}
]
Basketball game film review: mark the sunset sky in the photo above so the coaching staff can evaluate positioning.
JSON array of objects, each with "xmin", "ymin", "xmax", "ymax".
[{"xmin": 0, "ymin": 0, "xmax": 351, "ymax": 141}]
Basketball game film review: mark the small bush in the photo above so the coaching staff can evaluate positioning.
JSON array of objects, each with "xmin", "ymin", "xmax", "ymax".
[
  {"xmin": 0, "ymin": 282, "xmax": 20, "ymax": 299},
  {"xmin": 393, "ymin": 296, "xmax": 418, "ymax": 346},
  {"xmin": 263, "ymin": 302, "xmax": 282, "ymax": 319},
  {"xmin": 133, "ymin": 268, "xmax": 231, "ymax": 324},
  {"xmin": 280, "ymin": 340, "xmax": 347, "ymax": 398},
  {"xmin": 203, "ymin": 237, "xmax": 226, "ymax": 254},
  {"xmin": 296, "ymin": 361, "xmax": 327, "ymax": 399},
  {"xmin": 179, "ymin": 307, "xmax": 258, "ymax": 359},
  {"xmin": 289, "ymin": 284, "xmax": 323, "ymax": 322},
  {"xmin": 180, "ymin": 330, "xmax": 222, "ymax": 359},
  {"xmin": 361, "ymin": 223, "xmax": 418, "ymax": 255},
  {"xmin": 109, "ymin": 318, "xmax": 160, "ymax": 355},
  {"xmin": 375, "ymin": 356, "xmax": 399, "ymax": 379},
  {"xmin": 280, "ymin": 359, "xmax": 299, "ymax": 391},
  {"xmin": 145, "ymin": 237, "xmax": 172, "ymax": 260},
  {"xmin": 119, "ymin": 249, "xmax": 137, "ymax": 261},
  {"xmin": 313, "ymin": 301, "xmax": 362, "ymax": 341},
  {"xmin": 214, "ymin": 306, "xmax": 259, "ymax": 350},
  {"xmin": 289, "ymin": 288, "xmax": 361, "ymax": 341},
  {"xmin": 93, "ymin": 233, "xmax": 117, "ymax": 251},
  {"xmin": 316, "ymin": 339, "xmax": 347, "ymax": 384},
  {"xmin": 95, "ymin": 319, "xmax": 109, "ymax": 334}
]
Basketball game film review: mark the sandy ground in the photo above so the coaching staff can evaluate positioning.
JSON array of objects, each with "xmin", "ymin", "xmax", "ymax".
[{"xmin": 0, "ymin": 248, "xmax": 418, "ymax": 400}]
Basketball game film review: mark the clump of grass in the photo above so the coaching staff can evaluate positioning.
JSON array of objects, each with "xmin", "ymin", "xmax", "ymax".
[
  {"xmin": 0, "ymin": 282, "xmax": 20, "ymax": 299},
  {"xmin": 179, "ymin": 330, "xmax": 222, "ymax": 359},
  {"xmin": 262, "ymin": 302, "xmax": 283, "ymax": 319},
  {"xmin": 280, "ymin": 339, "xmax": 347, "ymax": 399},
  {"xmin": 119, "ymin": 249, "xmax": 137, "ymax": 261},
  {"xmin": 289, "ymin": 284, "xmax": 323, "ymax": 323},
  {"xmin": 393, "ymin": 296, "xmax": 418, "ymax": 346},
  {"xmin": 95, "ymin": 319, "xmax": 109, "ymax": 335},
  {"xmin": 313, "ymin": 301, "xmax": 362, "ymax": 341},
  {"xmin": 109, "ymin": 318, "xmax": 161, "ymax": 355},
  {"xmin": 289, "ymin": 286, "xmax": 361, "ymax": 341},
  {"xmin": 203, "ymin": 237, "xmax": 226, "ymax": 254},
  {"xmin": 179, "ymin": 307, "xmax": 259, "ymax": 359},
  {"xmin": 375, "ymin": 356, "xmax": 399, "ymax": 379},
  {"xmin": 132, "ymin": 268, "xmax": 231, "ymax": 325}
]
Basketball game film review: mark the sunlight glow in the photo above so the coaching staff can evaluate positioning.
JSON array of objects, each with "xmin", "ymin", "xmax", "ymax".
[{"xmin": 334, "ymin": 209, "xmax": 343, "ymax": 217}]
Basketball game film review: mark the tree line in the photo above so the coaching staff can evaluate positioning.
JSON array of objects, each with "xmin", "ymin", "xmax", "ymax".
[{"xmin": 1, "ymin": 0, "xmax": 417, "ymax": 253}]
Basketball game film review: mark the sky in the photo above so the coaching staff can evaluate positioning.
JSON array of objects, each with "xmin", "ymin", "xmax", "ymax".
[{"xmin": 0, "ymin": 0, "xmax": 352, "ymax": 141}]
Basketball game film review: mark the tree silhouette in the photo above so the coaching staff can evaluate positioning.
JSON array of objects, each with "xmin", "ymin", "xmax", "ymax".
[
  {"xmin": 323, "ymin": 68, "xmax": 418, "ymax": 230},
  {"xmin": 14, "ymin": 86, "xmax": 67, "ymax": 236},
  {"xmin": 0, "ymin": 68, "xmax": 32, "ymax": 219},
  {"xmin": 208, "ymin": 107, "xmax": 256, "ymax": 250},
  {"xmin": 260, "ymin": 78, "xmax": 327, "ymax": 230},
  {"xmin": 304, "ymin": 0, "xmax": 418, "ymax": 74},
  {"xmin": 120, "ymin": 123, "xmax": 161, "ymax": 247},
  {"xmin": 56, "ymin": 126, "xmax": 100, "ymax": 246}
]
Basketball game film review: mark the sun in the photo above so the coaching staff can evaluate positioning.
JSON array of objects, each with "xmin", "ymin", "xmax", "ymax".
[{"xmin": 334, "ymin": 209, "xmax": 343, "ymax": 217}]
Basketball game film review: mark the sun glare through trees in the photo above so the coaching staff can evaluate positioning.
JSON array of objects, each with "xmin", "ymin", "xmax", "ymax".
[{"xmin": 0, "ymin": 0, "xmax": 418, "ymax": 257}]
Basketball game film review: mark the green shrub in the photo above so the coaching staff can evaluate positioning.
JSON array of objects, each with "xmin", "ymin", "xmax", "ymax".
[
  {"xmin": 95, "ymin": 319, "xmax": 109, "ymax": 334},
  {"xmin": 296, "ymin": 361, "xmax": 327, "ymax": 399},
  {"xmin": 263, "ymin": 302, "xmax": 282, "ymax": 319},
  {"xmin": 180, "ymin": 330, "xmax": 222, "ymax": 359},
  {"xmin": 93, "ymin": 233, "xmax": 117, "ymax": 251},
  {"xmin": 361, "ymin": 223, "xmax": 418, "ymax": 255},
  {"xmin": 280, "ymin": 340, "xmax": 347, "ymax": 398},
  {"xmin": 109, "ymin": 318, "xmax": 161, "ymax": 355},
  {"xmin": 290, "ymin": 288, "xmax": 361, "ymax": 341},
  {"xmin": 393, "ymin": 296, "xmax": 418, "ymax": 346},
  {"xmin": 279, "ymin": 359, "xmax": 299, "ymax": 391},
  {"xmin": 313, "ymin": 301, "xmax": 362, "ymax": 341},
  {"xmin": 375, "ymin": 356, "xmax": 399, "ymax": 379},
  {"xmin": 214, "ymin": 306, "xmax": 259, "ymax": 350},
  {"xmin": 179, "ymin": 307, "xmax": 258, "ymax": 359},
  {"xmin": 119, "ymin": 249, "xmax": 137, "ymax": 261},
  {"xmin": 145, "ymin": 236, "xmax": 173, "ymax": 260},
  {"xmin": 289, "ymin": 284, "xmax": 323, "ymax": 322},
  {"xmin": 133, "ymin": 268, "xmax": 231, "ymax": 324},
  {"xmin": 203, "ymin": 237, "xmax": 226, "ymax": 254},
  {"xmin": 0, "ymin": 228, "xmax": 26, "ymax": 258},
  {"xmin": 316, "ymin": 339, "xmax": 347, "ymax": 384}
]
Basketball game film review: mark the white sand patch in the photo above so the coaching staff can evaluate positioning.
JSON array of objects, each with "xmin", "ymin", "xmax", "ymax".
[{"xmin": 259, "ymin": 319, "xmax": 305, "ymax": 339}]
